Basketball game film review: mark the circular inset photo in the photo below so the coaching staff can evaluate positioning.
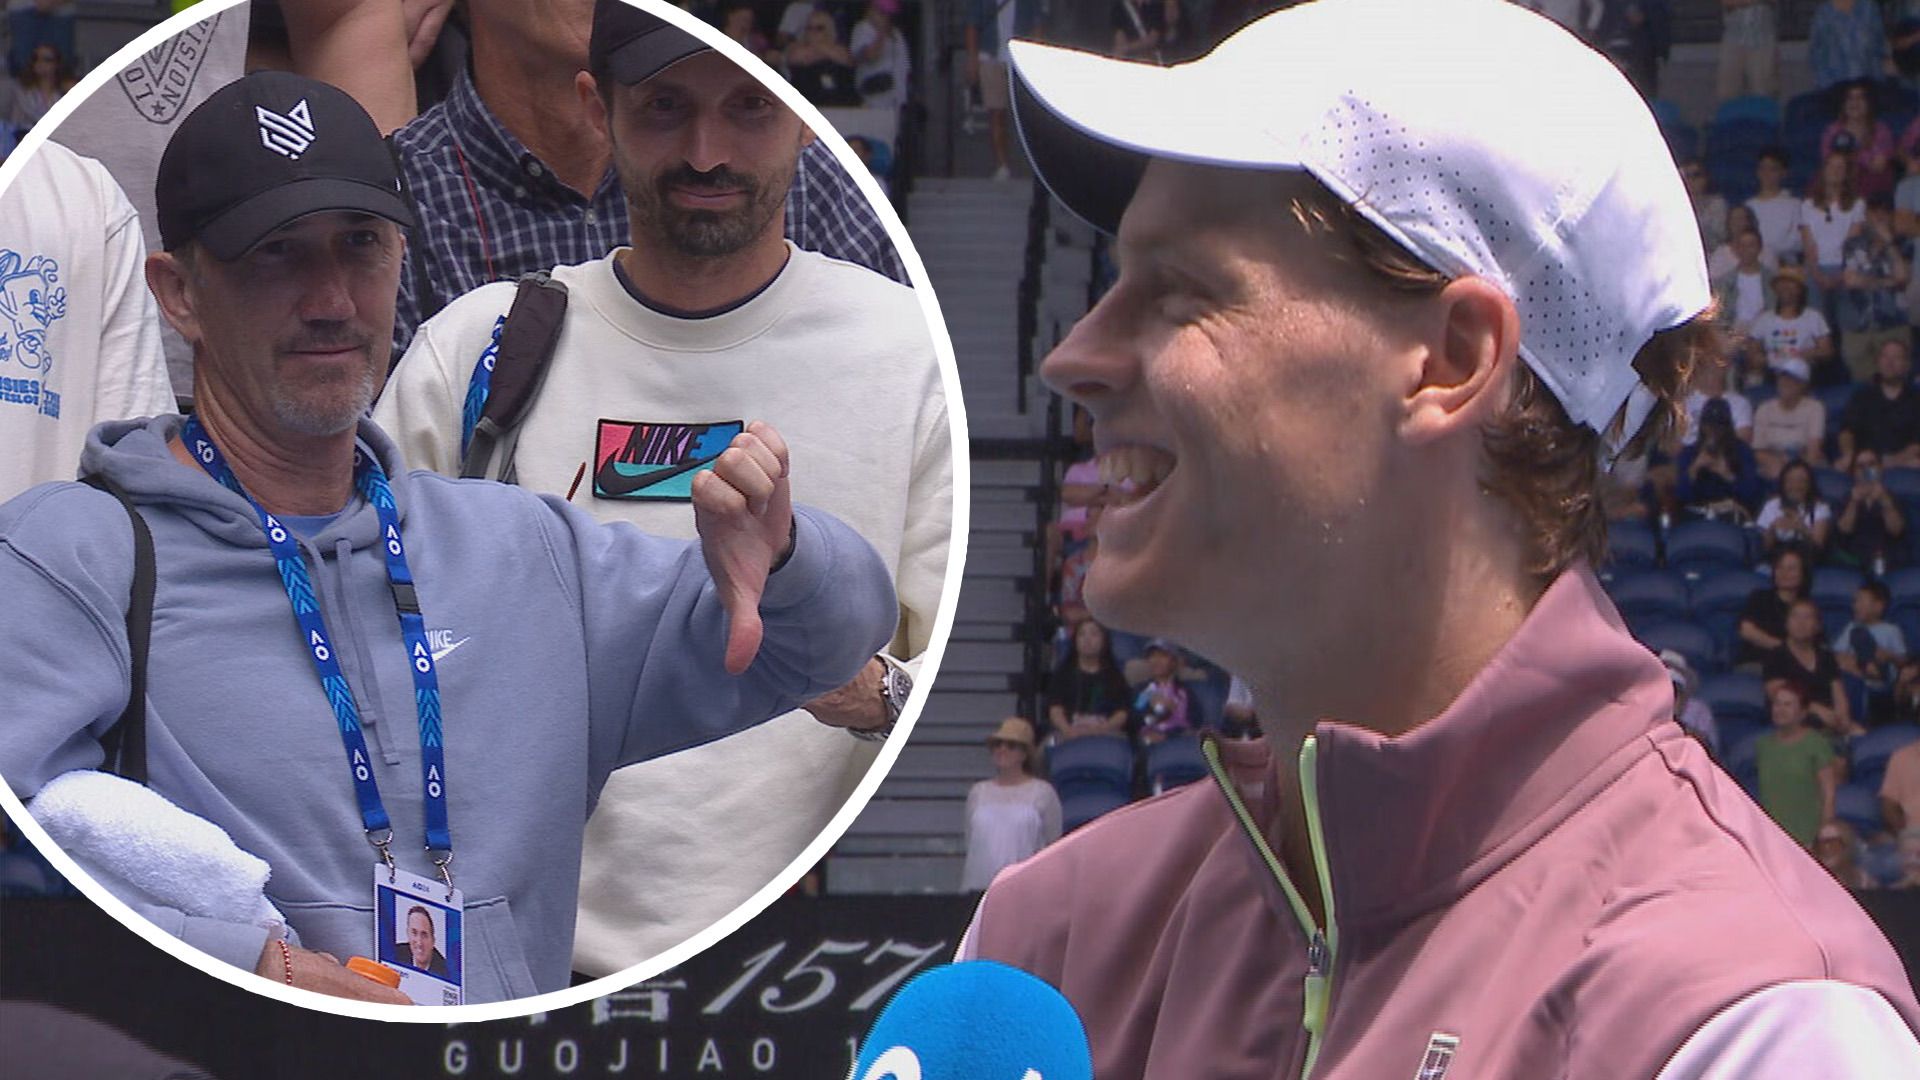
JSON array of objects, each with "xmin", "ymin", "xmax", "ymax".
[{"xmin": 0, "ymin": 0, "xmax": 963, "ymax": 1021}]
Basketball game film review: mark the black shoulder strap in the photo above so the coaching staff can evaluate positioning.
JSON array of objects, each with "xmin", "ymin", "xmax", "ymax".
[
  {"xmin": 79, "ymin": 474, "xmax": 152, "ymax": 785},
  {"xmin": 458, "ymin": 270, "xmax": 570, "ymax": 483}
]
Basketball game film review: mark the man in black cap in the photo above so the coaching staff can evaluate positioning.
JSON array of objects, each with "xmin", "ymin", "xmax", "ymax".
[
  {"xmin": 0, "ymin": 70, "xmax": 899, "ymax": 1005},
  {"xmin": 385, "ymin": 0, "xmax": 905, "ymax": 360},
  {"xmin": 376, "ymin": 1, "xmax": 949, "ymax": 976}
]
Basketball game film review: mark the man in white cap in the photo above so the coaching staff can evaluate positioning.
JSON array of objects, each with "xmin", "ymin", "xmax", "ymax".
[
  {"xmin": 1751, "ymin": 356, "xmax": 1827, "ymax": 479},
  {"xmin": 960, "ymin": 1, "xmax": 1920, "ymax": 1076}
]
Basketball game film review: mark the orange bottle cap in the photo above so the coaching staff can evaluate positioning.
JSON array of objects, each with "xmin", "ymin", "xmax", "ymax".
[{"xmin": 346, "ymin": 956, "xmax": 403, "ymax": 988}]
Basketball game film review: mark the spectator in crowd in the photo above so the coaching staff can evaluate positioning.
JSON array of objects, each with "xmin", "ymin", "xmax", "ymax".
[
  {"xmin": 387, "ymin": 0, "xmax": 905, "ymax": 359},
  {"xmin": 966, "ymin": 0, "xmax": 1043, "ymax": 182},
  {"xmin": 1837, "ymin": 447, "xmax": 1910, "ymax": 576},
  {"xmin": 0, "ymin": 140, "xmax": 174, "ymax": 500},
  {"xmin": 1881, "ymin": 736, "xmax": 1920, "ymax": 836},
  {"xmin": 0, "ymin": 71, "xmax": 896, "ymax": 1004},
  {"xmin": 1810, "ymin": 0, "xmax": 1891, "ymax": 93},
  {"xmin": 1803, "ymin": 151, "xmax": 1868, "ymax": 322},
  {"xmin": 1684, "ymin": 157, "xmax": 1730, "ymax": 254},
  {"xmin": 1836, "ymin": 580, "xmax": 1907, "ymax": 722},
  {"xmin": 1677, "ymin": 396, "xmax": 1762, "ymax": 520},
  {"xmin": 1048, "ymin": 406, "xmax": 1101, "ymax": 573},
  {"xmin": 1823, "ymin": 80, "xmax": 1898, "ymax": 201},
  {"xmin": 961, "ymin": 717, "xmax": 1063, "ymax": 894},
  {"xmin": 1747, "ymin": 147, "xmax": 1801, "ymax": 263},
  {"xmin": 1047, "ymin": 618, "xmax": 1133, "ymax": 742},
  {"xmin": 1894, "ymin": 117, "xmax": 1920, "ymax": 239},
  {"xmin": 1740, "ymin": 544, "xmax": 1813, "ymax": 665},
  {"xmin": 1683, "ymin": 344, "xmax": 1755, "ymax": 443},
  {"xmin": 718, "ymin": 1, "xmax": 773, "ymax": 58},
  {"xmin": 1593, "ymin": 0, "xmax": 1659, "ymax": 96},
  {"xmin": 5, "ymin": 0, "xmax": 73, "ymax": 80},
  {"xmin": 850, "ymin": 0, "xmax": 910, "ymax": 112},
  {"xmin": 774, "ymin": 0, "xmax": 818, "ymax": 49},
  {"xmin": 1708, "ymin": 207, "xmax": 1771, "ymax": 281},
  {"xmin": 377, "ymin": 1, "xmax": 946, "ymax": 977},
  {"xmin": 1817, "ymin": 820, "xmax": 1878, "ymax": 888},
  {"xmin": 1839, "ymin": 337, "xmax": 1920, "ymax": 469},
  {"xmin": 1718, "ymin": 0, "xmax": 1778, "ymax": 101},
  {"xmin": 1525, "ymin": 0, "xmax": 1599, "ymax": 40},
  {"xmin": 1756, "ymin": 681, "xmax": 1844, "ymax": 847},
  {"xmin": 1752, "ymin": 360, "xmax": 1827, "ymax": 480},
  {"xmin": 7, "ymin": 41, "xmax": 70, "ymax": 130},
  {"xmin": 1663, "ymin": 649, "xmax": 1720, "ymax": 757},
  {"xmin": 1056, "ymin": 508, "xmax": 1099, "ymax": 628},
  {"xmin": 1838, "ymin": 196, "xmax": 1911, "ymax": 380},
  {"xmin": 1747, "ymin": 266, "xmax": 1835, "ymax": 387},
  {"xmin": 1759, "ymin": 458, "xmax": 1834, "ymax": 556},
  {"xmin": 782, "ymin": 7, "xmax": 861, "ymax": 106},
  {"xmin": 1134, "ymin": 640, "xmax": 1195, "ymax": 745},
  {"xmin": 1765, "ymin": 598, "xmax": 1858, "ymax": 734},
  {"xmin": 1113, "ymin": 0, "xmax": 1185, "ymax": 61}
]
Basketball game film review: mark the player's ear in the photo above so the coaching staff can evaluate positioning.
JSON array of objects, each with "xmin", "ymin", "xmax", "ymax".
[
  {"xmin": 146, "ymin": 248, "xmax": 204, "ymax": 348},
  {"xmin": 1401, "ymin": 275, "xmax": 1519, "ymax": 445}
]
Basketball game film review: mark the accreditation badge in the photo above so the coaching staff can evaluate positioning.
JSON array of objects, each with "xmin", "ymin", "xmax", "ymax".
[{"xmin": 374, "ymin": 866, "xmax": 466, "ymax": 1006}]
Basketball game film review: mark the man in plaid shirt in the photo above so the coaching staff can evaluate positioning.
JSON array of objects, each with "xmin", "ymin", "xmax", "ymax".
[{"xmin": 387, "ymin": 0, "xmax": 906, "ymax": 361}]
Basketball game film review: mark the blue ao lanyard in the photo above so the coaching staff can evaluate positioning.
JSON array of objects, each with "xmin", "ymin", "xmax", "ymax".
[{"xmin": 181, "ymin": 416, "xmax": 454, "ymax": 890}]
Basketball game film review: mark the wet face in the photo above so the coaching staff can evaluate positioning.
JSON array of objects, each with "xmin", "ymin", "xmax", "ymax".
[
  {"xmin": 407, "ymin": 909, "xmax": 435, "ymax": 965},
  {"xmin": 601, "ymin": 52, "xmax": 809, "ymax": 259},
  {"xmin": 160, "ymin": 213, "xmax": 401, "ymax": 440},
  {"xmin": 1039, "ymin": 162, "xmax": 1426, "ymax": 655}
]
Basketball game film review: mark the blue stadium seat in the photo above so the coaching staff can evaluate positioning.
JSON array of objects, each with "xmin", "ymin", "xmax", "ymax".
[
  {"xmin": 1639, "ymin": 620, "xmax": 1720, "ymax": 675},
  {"xmin": 1692, "ymin": 568, "xmax": 1767, "ymax": 659},
  {"xmin": 1060, "ymin": 788, "xmax": 1131, "ymax": 833},
  {"xmin": 1726, "ymin": 730, "xmax": 1765, "ymax": 798},
  {"xmin": 1715, "ymin": 95, "xmax": 1783, "ymax": 129},
  {"xmin": 1817, "ymin": 383, "xmax": 1858, "ymax": 424},
  {"xmin": 1836, "ymin": 782, "xmax": 1884, "ymax": 837},
  {"xmin": 1851, "ymin": 723, "xmax": 1920, "ymax": 794},
  {"xmin": 1812, "ymin": 567, "xmax": 1865, "ymax": 633},
  {"xmin": 1605, "ymin": 519, "xmax": 1660, "ymax": 572},
  {"xmin": 1145, "ymin": 736, "xmax": 1210, "ymax": 795},
  {"xmin": 1881, "ymin": 467, "xmax": 1920, "ymax": 512},
  {"xmin": 1699, "ymin": 669, "xmax": 1767, "ymax": 729},
  {"xmin": 1650, "ymin": 98, "xmax": 1686, "ymax": 131},
  {"xmin": 1784, "ymin": 90, "xmax": 1829, "ymax": 132},
  {"xmin": 1886, "ymin": 567, "xmax": 1920, "ymax": 648},
  {"xmin": 1666, "ymin": 519, "xmax": 1750, "ymax": 580},
  {"xmin": 1046, "ymin": 736, "xmax": 1132, "ymax": 799},
  {"xmin": 1815, "ymin": 465, "xmax": 1853, "ymax": 509},
  {"xmin": 1607, "ymin": 569, "xmax": 1691, "ymax": 631}
]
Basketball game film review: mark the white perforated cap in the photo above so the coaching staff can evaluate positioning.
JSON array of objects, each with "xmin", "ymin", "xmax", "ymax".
[{"xmin": 1008, "ymin": 0, "xmax": 1711, "ymax": 447}]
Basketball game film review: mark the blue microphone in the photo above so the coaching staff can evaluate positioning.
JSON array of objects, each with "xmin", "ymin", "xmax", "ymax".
[{"xmin": 850, "ymin": 960, "xmax": 1093, "ymax": 1080}]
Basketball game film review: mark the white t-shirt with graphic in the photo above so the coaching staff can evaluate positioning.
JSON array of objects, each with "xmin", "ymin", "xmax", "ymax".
[
  {"xmin": 0, "ymin": 140, "xmax": 172, "ymax": 500},
  {"xmin": 1749, "ymin": 308, "xmax": 1832, "ymax": 366}
]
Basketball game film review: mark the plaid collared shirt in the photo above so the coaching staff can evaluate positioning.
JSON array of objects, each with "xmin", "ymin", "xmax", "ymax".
[{"xmin": 388, "ymin": 67, "xmax": 906, "ymax": 359}]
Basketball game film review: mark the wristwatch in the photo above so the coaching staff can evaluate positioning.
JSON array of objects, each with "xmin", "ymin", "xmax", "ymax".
[{"xmin": 851, "ymin": 654, "xmax": 911, "ymax": 742}]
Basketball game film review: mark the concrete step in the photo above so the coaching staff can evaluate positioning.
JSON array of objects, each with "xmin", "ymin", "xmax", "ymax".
[
  {"xmin": 941, "ymin": 640, "xmax": 1028, "ymax": 674},
  {"xmin": 918, "ymin": 690, "xmax": 1020, "ymax": 725},
  {"xmin": 825, "ymin": 854, "xmax": 966, "ymax": 895},
  {"xmin": 835, "ymin": 832, "xmax": 968, "ymax": 856},
  {"xmin": 895, "ymin": 743, "xmax": 994, "ymax": 780},
  {"xmin": 969, "ymin": 459, "xmax": 1044, "ymax": 485},
  {"xmin": 847, "ymin": 798, "xmax": 966, "ymax": 836}
]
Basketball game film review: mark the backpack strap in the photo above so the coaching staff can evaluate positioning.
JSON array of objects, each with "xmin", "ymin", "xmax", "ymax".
[
  {"xmin": 79, "ymin": 473, "xmax": 152, "ymax": 785},
  {"xmin": 458, "ymin": 270, "xmax": 570, "ymax": 484}
]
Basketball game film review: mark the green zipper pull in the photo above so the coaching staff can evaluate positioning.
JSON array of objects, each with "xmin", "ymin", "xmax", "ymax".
[{"xmin": 1303, "ymin": 929, "xmax": 1329, "ymax": 1036}]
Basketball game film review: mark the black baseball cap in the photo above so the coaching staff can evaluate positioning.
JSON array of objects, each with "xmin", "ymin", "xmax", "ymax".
[
  {"xmin": 590, "ymin": 0, "xmax": 710, "ymax": 86},
  {"xmin": 156, "ymin": 71, "xmax": 413, "ymax": 260}
]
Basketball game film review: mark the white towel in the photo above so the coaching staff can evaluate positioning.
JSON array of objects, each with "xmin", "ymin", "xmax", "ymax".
[{"xmin": 30, "ymin": 770, "xmax": 284, "ymax": 929}]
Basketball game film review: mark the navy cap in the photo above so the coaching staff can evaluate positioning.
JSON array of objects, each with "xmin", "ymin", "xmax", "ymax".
[{"xmin": 590, "ymin": 0, "xmax": 710, "ymax": 86}]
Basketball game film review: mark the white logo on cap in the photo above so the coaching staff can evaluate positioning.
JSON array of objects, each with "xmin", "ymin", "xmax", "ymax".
[{"xmin": 256, "ymin": 99, "xmax": 317, "ymax": 160}]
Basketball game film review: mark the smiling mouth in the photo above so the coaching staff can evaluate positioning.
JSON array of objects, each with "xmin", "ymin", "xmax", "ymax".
[{"xmin": 1099, "ymin": 445, "xmax": 1176, "ymax": 508}]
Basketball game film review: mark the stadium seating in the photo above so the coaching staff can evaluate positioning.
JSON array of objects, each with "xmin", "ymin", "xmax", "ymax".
[
  {"xmin": 1812, "ymin": 566, "xmax": 1865, "ymax": 634},
  {"xmin": 1605, "ymin": 518, "xmax": 1661, "ymax": 572},
  {"xmin": 1692, "ymin": 568, "xmax": 1766, "ymax": 659},
  {"xmin": 1815, "ymin": 465, "xmax": 1853, "ymax": 509},
  {"xmin": 1714, "ymin": 95, "xmax": 1783, "ymax": 129},
  {"xmin": 1145, "ymin": 736, "xmax": 1210, "ymax": 795},
  {"xmin": 1851, "ymin": 723, "xmax": 1920, "ymax": 795},
  {"xmin": 1046, "ymin": 736, "xmax": 1132, "ymax": 799},
  {"xmin": 1726, "ymin": 729, "xmax": 1765, "ymax": 798},
  {"xmin": 1666, "ymin": 519, "xmax": 1750, "ymax": 580},
  {"xmin": 1061, "ymin": 788, "xmax": 1131, "ymax": 833},
  {"xmin": 1639, "ymin": 620, "xmax": 1720, "ymax": 676},
  {"xmin": 1607, "ymin": 569, "xmax": 1691, "ymax": 631},
  {"xmin": 1700, "ymin": 669, "xmax": 1768, "ymax": 730},
  {"xmin": 1886, "ymin": 566, "xmax": 1920, "ymax": 647},
  {"xmin": 1837, "ymin": 782, "xmax": 1885, "ymax": 837}
]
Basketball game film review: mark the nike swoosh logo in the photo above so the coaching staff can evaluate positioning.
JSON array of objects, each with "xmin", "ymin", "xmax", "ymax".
[
  {"xmin": 429, "ymin": 638, "xmax": 469, "ymax": 663},
  {"xmin": 592, "ymin": 453, "xmax": 717, "ymax": 497}
]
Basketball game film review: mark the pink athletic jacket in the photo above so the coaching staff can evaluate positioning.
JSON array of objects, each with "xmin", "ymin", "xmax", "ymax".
[{"xmin": 967, "ymin": 568, "xmax": 1920, "ymax": 1079}]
